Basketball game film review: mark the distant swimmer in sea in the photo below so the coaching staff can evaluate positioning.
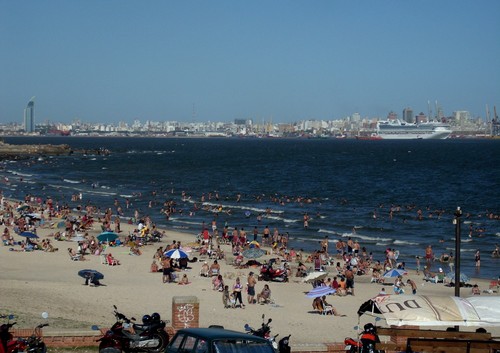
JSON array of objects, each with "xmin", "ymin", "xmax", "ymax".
[{"xmin": 492, "ymin": 244, "xmax": 500, "ymax": 258}]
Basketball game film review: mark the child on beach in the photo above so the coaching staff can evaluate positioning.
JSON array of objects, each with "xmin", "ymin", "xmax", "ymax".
[
  {"xmin": 222, "ymin": 285, "xmax": 231, "ymax": 308},
  {"xmin": 179, "ymin": 273, "xmax": 190, "ymax": 285}
]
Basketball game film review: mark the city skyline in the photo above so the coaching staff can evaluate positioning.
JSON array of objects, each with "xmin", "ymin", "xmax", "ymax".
[{"xmin": 1, "ymin": 1, "xmax": 499, "ymax": 124}]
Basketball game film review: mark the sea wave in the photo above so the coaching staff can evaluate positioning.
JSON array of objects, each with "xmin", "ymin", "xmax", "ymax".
[
  {"xmin": 63, "ymin": 179, "xmax": 81, "ymax": 184},
  {"xmin": 393, "ymin": 240, "xmax": 420, "ymax": 246}
]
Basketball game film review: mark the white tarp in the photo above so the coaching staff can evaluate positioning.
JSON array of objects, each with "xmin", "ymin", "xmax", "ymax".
[{"xmin": 358, "ymin": 295, "xmax": 500, "ymax": 327}]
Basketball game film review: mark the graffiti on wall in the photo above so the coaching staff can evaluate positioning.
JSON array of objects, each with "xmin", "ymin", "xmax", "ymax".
[{"xmin": 177, "ymin": 304, "xmax": 195, "ymax": 328}]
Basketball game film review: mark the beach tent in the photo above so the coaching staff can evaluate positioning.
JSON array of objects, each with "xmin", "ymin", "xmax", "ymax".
[{"xmin": 357, "ymin": 295, "xmax": 500, "ymax": 327}]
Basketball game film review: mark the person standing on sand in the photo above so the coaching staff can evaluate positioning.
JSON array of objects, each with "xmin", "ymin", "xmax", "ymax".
[
  {"xmin": 247, "ymin": 272, "xmax": 257, "ymax": 304},
  {"xmin": 345, "ymin": 266, "xmax": 355, "ymax": 296},
  {"xmin": 162, "ymin": 256, "xmax": 173, "ymax": 283},
  {"xmin": 262, "ymin": 226, "xmax": 270, "ymax": 245},
  {"xmin": 321, "ymin": 236, "xmax": 328, "ymax": 254},
  {"xmin": 233, "ymin": 277, "xmax": 245, "ymax": 308}
]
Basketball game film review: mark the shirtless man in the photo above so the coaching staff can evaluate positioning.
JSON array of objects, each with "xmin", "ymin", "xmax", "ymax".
[
  {"xmin": 247, "ymin": 272, "xmax": 257, "ymax": 304},
  {"xmin": 321, "ymin": 236, "xmax": 329, "ymax": 254},
  {"xmin": 162, "ymin": 256, "xmax": 173, "ymax": 283}
]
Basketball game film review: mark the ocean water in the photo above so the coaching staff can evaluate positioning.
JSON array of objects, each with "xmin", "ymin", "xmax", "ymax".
[{"xmin": 1, "ymin": 136, "xmax": 499, "ymax": 280}]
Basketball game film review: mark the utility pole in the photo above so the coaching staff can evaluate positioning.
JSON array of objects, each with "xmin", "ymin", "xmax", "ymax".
[{"xmin": 453, "ymin": 207, "xmax": 462, "ymax": 297}]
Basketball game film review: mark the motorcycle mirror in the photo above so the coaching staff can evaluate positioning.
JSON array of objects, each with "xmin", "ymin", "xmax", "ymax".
[
  {"xmin": 91, "ymin": 325, "xmax": 100, "ymax": 331},
  {"xmin": 113, "ymin": 305, "xmax": 117, "ymax": 310},
  {"xmin": 244, "ymin": 324, "xmax": 250, "ymax": 331},
  {"xmin": 261, "ymin": 314, "xmax": 265, "ymax": 319},
  {"xmin": 131, "ymin": 317, "xmax": 136, "ymax": 321},
  {"xmin": 8, "ymin": 315, "xmax": 15, "ymax": 320},
  {"xmin": 267, "ymin": 318, "xmax": 272, "ymax": 324},
  {"xmin": 41, "ymin": 312, "xmax": 49, "ymax": 319},
  {"xmin": 353, "ymin": 326, "xmax": 359, "ymax": 330}
]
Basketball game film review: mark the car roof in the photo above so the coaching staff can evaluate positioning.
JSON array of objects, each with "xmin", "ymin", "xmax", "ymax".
[{"xmin": 173, "ymin": 328, "xmax": 269, "ymax": 342}]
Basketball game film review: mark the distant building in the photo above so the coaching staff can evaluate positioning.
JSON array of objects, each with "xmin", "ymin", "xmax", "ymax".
[
  {"xmin": 387, "ymin": 111, "xmax": 398, "ymax": 121},
  {"xmin": 24, "ymin": 97, "xmax": 35, "ymax": 133},
  {"xmin": 402, "ymin": 107, "xmax": 413, "ymax": 123}
]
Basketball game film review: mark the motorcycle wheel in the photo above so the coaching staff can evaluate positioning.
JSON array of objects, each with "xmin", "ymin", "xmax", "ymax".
[
  {"xmin": 148, "ymin": 331, "xmax": 169, "ymax": 353},
  {"xmin": 100, "ymin": 347, "xmax": 122, "ymax": 353}
]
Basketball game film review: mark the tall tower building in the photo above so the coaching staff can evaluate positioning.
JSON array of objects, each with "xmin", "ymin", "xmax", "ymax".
[
  {"xmin": 403, "ymin": 107, "xmax": 414, "ymax": 123},
  {"xmin": 24, "ymin": 97, "xmax": 35, "ymax": 133}
]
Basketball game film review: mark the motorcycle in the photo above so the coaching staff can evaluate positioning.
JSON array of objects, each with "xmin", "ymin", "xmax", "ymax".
[
  {"xmin": 258, "ymin": 261, "xmax": 288, "ymax": 282},
  {"xmin": 344, "ymin": 337, "xmax": 362, "ymax": 353},
  {"xmin": 95, "ymin": 305, "xmax": 169, "ymax": 353},
  {"xmin": 244, "ymin": 314, "xmax": 278, "ymax": 350},
  {"xmin": 344, "ymin": 323, "xmax": 381, "ymax": 353},
  {"xmin": 0, "ymin": 315, "xmax": 48, "ymax": 353},
  {"xmin": 278, "ymin": 334, "xmax": 291, "ymax": 353}
]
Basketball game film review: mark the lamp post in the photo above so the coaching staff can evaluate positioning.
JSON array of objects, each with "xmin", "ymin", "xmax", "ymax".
[{"xmin": 453, "ymin": 207, "xmax": 462, "ymax": 297}]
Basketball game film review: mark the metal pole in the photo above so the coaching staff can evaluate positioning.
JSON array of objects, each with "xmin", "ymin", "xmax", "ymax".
[{"xmin": 454, "ymin": 207, "xmax": 462, "ymax": 297}]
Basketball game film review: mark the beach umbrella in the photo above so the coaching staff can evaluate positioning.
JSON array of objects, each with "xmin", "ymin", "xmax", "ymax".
[
  {"xmin": 164, "ymin": 248, "xmax": 189, "ymax": 259},
  {"xmin": 97, "ymin": 232, "xmax": 119, "ymax": 242},
  {"xmin": 305, "ymin": 285, "xmax": 336, "ymax": 298},
  {"xmin": 446, "ymin": 272, "xmax": 470, "ymax": 284},
  {"xmin": 242, "ymin": 248, "xmax": 266, "ymax": 259},
  {"xmin": 71, "ymin": 235, "xmax": 86, "ymax": 242},
  {"xmin": 303, "ymin": 271, "xmax": 329, "ymax": 284},
  {"xmin": 19, "ymin": 231, "xmax": 39, "ymax": 239},
  {"xmin": 249, "ymin": 240, "xmax": 260, "ymax": 248},
  {"xmin": 25, "ymin": 213, "xmax": 42, "ymax": 220},
  {"xmin": 78, "ymin": 269, "xmax": 104, "ymax": 280},
  {"xmin": 383, "ymin": 268, "xmax": 407, "ymax": 278},
  {"xmin": 53, "ymin": 220, "xmax": 66, "ymax": 229}
]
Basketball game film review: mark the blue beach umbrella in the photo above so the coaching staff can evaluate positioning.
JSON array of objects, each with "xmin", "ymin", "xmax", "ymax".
[
  {"xmin": 446, "ymin": 272, "xmax": 470, "ymax": 284},
  {"xmin": 305, "ymin": 285, "xmax": 336, "ymax": 298},
  {"xmin": 97, "ymin": 232, "xmax": 119, "ymax": 242},
  {"xmin": 16, "ymin": 205, "xmax": 30, "ymax": 212},
  {"xmin": 242, "ymin": 248, "xmax": 266, "ymax": 259},
  {"xmin": 164, "ymin": 248, "xmax": 189, "ymax": 259},
  {"xmin": 78, "ymin": 269, "xmax": 104, "ymax": 280},
  {"xmin": 19, "ymin": 231, "xmax": 39, "ymax": 239},
  {"xmin": 383, "ymin": 268, "xmax": 407, "ymax": 278}
]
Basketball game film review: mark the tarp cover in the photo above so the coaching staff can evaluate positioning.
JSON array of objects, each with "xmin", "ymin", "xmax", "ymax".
[{"xmin": 357, "ymin": 295, "xmax": 500, "ymax": 327}]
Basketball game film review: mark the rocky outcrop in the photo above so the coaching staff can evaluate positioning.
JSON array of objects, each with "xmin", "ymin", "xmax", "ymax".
[{"xmin": 0, "ymin": 141, "xmax": 71, "ymax": 159}]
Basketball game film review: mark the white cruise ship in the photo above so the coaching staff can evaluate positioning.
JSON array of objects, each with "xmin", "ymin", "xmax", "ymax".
[{"xmin": 376, "ymin": 119, "xmax": 452, "ymax": 139}]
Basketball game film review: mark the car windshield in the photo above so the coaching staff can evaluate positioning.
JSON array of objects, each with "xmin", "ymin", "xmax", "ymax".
[{"xmin": 213, "ymin": 340, "xmax": 274, "ymax": 353}]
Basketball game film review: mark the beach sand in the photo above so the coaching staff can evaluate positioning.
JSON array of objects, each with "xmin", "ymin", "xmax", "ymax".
[{"xmin": 1, "ymin": 203, "xmax": 499, "ymax": 348}]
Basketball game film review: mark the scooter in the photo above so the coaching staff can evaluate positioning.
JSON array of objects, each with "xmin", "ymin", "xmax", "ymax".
[
  {"xmin": 0, "ymin": 315, "xmax": 48, "ymax": 353},
  {"xmin": 95, "ymin": 305, "xmax": 169, "ymax": 353},
  {"xmin": 259, "ymin": 261, "xmax": 288, "ymax": 282},
  {"xmin": 278, "ymin": 334, "xmax": 291, "ymax": 353},
  {"xmin": 244, "ymin": 314, "xmax": 278, "ymax": 350},
  {"xmin": 344, "ymin": 337, "xmax": 362, "ymax": 353},
  {"xmin": 344, "ymin": 323, "xmax": 380, "ymax": 353}
]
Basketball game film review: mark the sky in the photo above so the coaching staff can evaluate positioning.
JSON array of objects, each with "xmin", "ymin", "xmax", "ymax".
[{"xmin": 1, "ymin": 1, "xmax": 499, "ymax": 124}]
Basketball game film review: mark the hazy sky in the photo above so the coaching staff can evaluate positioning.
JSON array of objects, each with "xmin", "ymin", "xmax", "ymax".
[{"xmin": 1, "ymin": 1, "xmax": 499, "ymax": 124}]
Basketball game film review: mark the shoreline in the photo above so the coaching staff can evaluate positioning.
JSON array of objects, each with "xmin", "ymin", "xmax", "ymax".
[{"xmin": 1, "ymin": 196, "xmax": 499, "ymax": 345}]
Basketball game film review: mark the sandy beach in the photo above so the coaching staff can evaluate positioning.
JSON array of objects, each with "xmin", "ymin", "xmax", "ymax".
[{"xmin": 1, "ymin": 200, "xmax": 499, "ymax": 348}]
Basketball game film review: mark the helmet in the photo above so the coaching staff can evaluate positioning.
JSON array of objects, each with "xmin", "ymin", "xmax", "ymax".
[
  {"xmin": 142, "ymin": 314, "xmax": 152, "ymax": 325},
  {"xmin": 151, "ymin": 312, "xmax": 161, "ymax": 322},
  {"xmin": 364, "ymin": 323, "xmax": 375, "ymax": 333}
]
